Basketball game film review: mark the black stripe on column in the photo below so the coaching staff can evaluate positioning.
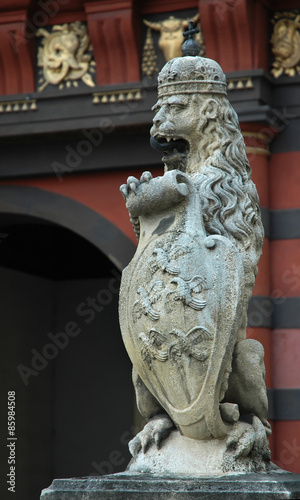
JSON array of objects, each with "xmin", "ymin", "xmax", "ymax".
[
  {"xmin": 272, "ymin": 297, "xmax": 300, "ymax": 329},
  {"xmin": 267, "ymin": 388, "xmax": 275, "ymax": 420},
  {"xmin": 268, "ymin": 389, "xmax": 300, "ymax": 421},
  {"xmin": 248, "ymin": 296, "xmax": 300, "ymax": 329},
  {"xmin": 248, "ymin": 296, "xmax": 272, "ymax": 328},
  {"xmin": 259, "ymin": 208, "xmax": 300, "ymax": 240},
  {"xmin": 271, "ymin": 209, "xmax": 300, "ymax": 240}
]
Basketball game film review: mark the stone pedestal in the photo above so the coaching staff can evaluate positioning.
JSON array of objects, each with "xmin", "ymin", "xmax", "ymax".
[{"xmin": 41, "ymin": 472, "xmax": 300, "ymax": 499}]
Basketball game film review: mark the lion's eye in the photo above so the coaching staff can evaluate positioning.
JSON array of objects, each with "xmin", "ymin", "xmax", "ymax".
[
  {"xmin": 151, "ymin": 104, "xmax": 160, "ymax": 113},
  {"xmin": 170, "ymin": 104, "xmax": 186, "ymax": 111}
]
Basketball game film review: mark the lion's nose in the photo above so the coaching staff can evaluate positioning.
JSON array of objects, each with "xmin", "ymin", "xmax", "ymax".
[{"xmin": 153, "ymin": 106, "xmax": 166, "ymax": 126}]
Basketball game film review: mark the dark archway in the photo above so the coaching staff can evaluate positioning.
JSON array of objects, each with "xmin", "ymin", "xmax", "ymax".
[
  {"xmin": 0, "ymin": 185, "xmax": 136, "ymax": 270},
  {"xmin": 0, "ymin": 187, "xmax": 135, "ymax": 500}
]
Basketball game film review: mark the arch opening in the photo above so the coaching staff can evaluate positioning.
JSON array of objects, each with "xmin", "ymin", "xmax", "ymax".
[{"xmin": 0, "ymin": 207, "xmax": 134, "ymax": 500}]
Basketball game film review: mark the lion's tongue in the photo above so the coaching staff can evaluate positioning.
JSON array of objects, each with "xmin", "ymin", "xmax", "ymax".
[{"xmin": 150, "ymin": 136, "xmax": 187, "ymax": 153}]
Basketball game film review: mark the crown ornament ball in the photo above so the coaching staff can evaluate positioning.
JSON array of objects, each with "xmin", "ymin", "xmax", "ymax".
[{"xmin": 182, "ymin": 20, "xmax": 201, "ymax": 56}]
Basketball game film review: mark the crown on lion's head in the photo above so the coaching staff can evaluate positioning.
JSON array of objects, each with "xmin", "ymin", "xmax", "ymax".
[{"xmin": 158, "ymin": 56, "xmax": 227, "ymax": 97}]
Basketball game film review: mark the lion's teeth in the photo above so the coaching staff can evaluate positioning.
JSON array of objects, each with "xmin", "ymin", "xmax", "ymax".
[{"xmin": 166, "ymin": 138, "xmax": 170, "ymax": 142}]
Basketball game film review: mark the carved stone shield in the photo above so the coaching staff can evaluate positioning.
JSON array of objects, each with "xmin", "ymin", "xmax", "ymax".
[{"xmin": 119, "ymin": 170, "xmax": 245, "ymax": 440}]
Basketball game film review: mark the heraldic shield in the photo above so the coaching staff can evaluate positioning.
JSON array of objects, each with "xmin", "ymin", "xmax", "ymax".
[{"xmin": 119, "ymin": 169, "xmax": 245, "ymax": 441}]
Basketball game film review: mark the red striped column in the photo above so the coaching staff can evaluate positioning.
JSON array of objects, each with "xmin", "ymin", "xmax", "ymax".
[
  {"xmin": 241, "ymin": 124, "xmax": 275, "ymax": 455},
  {"xmin": 270, "ymin": 150, "xmax": 300, "ymax": 473}
]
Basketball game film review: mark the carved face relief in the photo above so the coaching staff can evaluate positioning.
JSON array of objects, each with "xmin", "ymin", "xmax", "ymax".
[
  {"xmin": 271, "ymin": 14, "xmax": 300, "ymax": 77},
  {"xmin": 150, "ymin": 94, "xmax": 201, "ymax": 171},
  {"xmin": 143, "ymin": 14, "xmax": 204, "ymax": 63},
  {"xmin": 142, "ymin": 14, "xmax": 205, "ymax": 77},
  {"xmin": 36, "ymin": 22, "xmax": 96, "ymax": 91}
]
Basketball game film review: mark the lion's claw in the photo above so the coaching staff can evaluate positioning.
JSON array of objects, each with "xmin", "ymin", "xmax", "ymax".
[
  {"xmin": 226, "ymin": 421, "xmax": 255, "ymax": 458},
  {"xmin": 140, "ymin": 171, "xmax": 152, "ymax": 183},
  {"xmin": 226, "ymin": 416, "xmax": 271, "ymax": 461},
  {"xmin": 120, "ymin": 171, "xmax": 153, "ymax": 201},
  {"xmin": 128, "ymin": 414, "xmax": 174, "ymax": 457}
]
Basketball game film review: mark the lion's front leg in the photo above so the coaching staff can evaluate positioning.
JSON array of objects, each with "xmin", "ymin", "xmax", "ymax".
[
  {"xmin": 129, "ymin": 368, "xmax": 174, "ymax": 457},
  {"xmin": 120, "ymin": 171, "xmax": 153, "ymax": 241}
]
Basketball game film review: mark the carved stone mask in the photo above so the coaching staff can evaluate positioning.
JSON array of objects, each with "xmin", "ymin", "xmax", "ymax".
[{"xmin": 41, "ymin": 32, "xmax": 87, "ymax": 85}]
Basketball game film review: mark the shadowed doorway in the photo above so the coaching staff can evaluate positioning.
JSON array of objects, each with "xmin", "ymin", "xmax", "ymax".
[{"xmin": 0, "ymin": 214, "xmax": 134, "ymax": 500}]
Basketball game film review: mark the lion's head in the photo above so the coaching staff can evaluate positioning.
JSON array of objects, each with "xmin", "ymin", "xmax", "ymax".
[{"xmin": 150, "ymin": 56, "xmax": 264, "ymax": 293}]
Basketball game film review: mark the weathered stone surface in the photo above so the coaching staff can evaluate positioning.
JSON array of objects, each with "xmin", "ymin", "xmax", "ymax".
[
  {"xmin": 127, "ymin": 429, "xmax": 274, "ymax": 475},
  {"xmin": 41, "ymin": 472, "xmax": 300, "ymax": 499},
  {"xmin": 119, "ymin": 53, "xmax": 270, "ymax": 472}
]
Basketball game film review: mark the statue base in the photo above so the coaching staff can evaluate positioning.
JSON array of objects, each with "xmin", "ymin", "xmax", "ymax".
[
  {"xmin": 126, "ymin": 430, "xmax": 271, "ymax": 475},
  {"xmin": 41, "ymin": 471, "xmax": 300, "ymax": 499}
]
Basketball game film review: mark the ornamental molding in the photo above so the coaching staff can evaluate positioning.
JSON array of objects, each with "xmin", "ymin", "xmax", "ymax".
[{"xmin": 0, "ymin": 99, "xmax": 37, "ymax": 113}]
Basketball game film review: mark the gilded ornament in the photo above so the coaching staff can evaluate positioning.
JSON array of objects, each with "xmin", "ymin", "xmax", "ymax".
[
  {"xmin": 142, "ymin": 13, "xmax": 205, "ymax": 77},
  {"xmin": 36, "ymin": 21, "xmax": 96, "ymax": 91},
  {"xmin": 270, "ymin": 11, "xmax": 300, "ymax": 78}
]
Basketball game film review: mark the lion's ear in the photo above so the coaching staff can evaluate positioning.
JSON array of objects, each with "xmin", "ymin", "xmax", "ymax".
[{"xmin": 201, "ymin": 98, "xmax": 218, "ymax": 120}]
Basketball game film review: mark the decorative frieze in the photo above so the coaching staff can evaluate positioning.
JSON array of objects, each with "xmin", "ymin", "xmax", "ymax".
[
  {"xmin": 92, "ymin": 89, "xmax": 142, "ymax": 104},
  {"xmin": 0, "ymin": 99, "xmax": 37, "ymax": 113},
  {"xmin": 227, "ymin": 78, "xmax": 254, "ymax": 91}
]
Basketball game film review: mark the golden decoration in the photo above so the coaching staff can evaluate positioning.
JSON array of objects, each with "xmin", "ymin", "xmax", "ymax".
[
  {"xmin": 227, "ymin": 78, "xmax": 254, "ymax": 90},
  {"xmin": 242, "ymin": 131, "xmax": 270, "ymax": 157},
  {"xmin": 0, "ymin": 99, "xmax": 37, "ymax": 113},
  {"xmin": 36, "ymin": 21, "xmax": 96, "ymax": 92},
  {"xmin": 142, "ymin": 13, "xmax": 205, "ymax": 77},
  {"xmin": 270, "ymin": 11, "xmax": 300, "ymax": 78},
  {"xmin": 142, "ymin": 27, "xmax": 159, "ymax": 78},
  {"xmin": 92, "ymin": 89, "xmax": 142, "ymax": 104}
]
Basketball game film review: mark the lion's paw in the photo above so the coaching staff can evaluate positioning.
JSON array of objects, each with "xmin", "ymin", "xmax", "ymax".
[
  {"xmin": 224, "ymin": 415, "xmax": 271, "ymax": 471},
  {"xmin": 226, "ymin": 420, "xmax": 255, "ymax": 459},
  {"xmin": 128, "ymin": 414, "xmax": 174, "ymax": 457},
  {"xmin": 120, "ymin": 171, "xmax": 152, "ymax": 200}
]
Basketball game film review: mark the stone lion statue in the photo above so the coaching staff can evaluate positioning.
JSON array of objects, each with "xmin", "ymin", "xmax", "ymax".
[{"xmin": 120, "ymin": 55, "xmax": 271, "ymax": 474}]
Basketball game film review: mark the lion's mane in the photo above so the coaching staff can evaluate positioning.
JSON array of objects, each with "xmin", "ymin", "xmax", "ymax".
[{"xmin": 194, "ymin": 95, "xmax": 264, "ymax": 269}]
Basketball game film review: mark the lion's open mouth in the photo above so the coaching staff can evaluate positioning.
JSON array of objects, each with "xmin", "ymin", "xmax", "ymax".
[
  {"xmin": 150, "ymin": 135, "xmax": 189, "ymax": 171},
  {"xmin": 150, "ymin": 135, "xmax": 188, "ymax": 153}
]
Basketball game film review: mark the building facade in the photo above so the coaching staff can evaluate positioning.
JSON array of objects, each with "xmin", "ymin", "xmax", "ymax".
[{"xmin": 0, "ymin": 1, "xmax": 299, "ymax": 499}]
